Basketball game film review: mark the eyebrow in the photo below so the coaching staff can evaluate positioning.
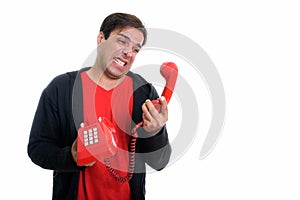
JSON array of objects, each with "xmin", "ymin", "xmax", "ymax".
[{"xmin": 117, "ymin": 33, "xmax": 142, "ymax": 49}]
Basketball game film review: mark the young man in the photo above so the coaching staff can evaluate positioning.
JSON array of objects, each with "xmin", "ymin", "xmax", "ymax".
[{"xmin": 28, "ymin": 13, "xmax": 171, "ymax": 200}]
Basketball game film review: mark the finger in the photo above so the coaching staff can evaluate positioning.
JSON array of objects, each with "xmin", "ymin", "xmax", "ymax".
[
  {"xmin": 142, "ymin": 100, "xmax": 153, "ymax": 121},
  {"xmin": 159, "ymin": 96, "xmax": 168, "ymax": 117},
  {"xmin": 145, "ymin": 99, "xmax": 159, "ymax": 118},
  {"xmin": 85, "ymin": 161, "xmax": 96, "ymax": 167},
  {"xmin": 71, "ymin": 138, "xmax": 78, "ymax": 162},
  {"xmin": 142, "ymin": 113, "xmax": 148, "ymax": 122},
  {"xmin": 143, "ymin": 114, "xmax": 152, "ymax": 130},
  {"xmin": 143, "ymin": 113, "xmax": 153, "ymax": 127},
  {"xmin": 72, "ymin": 138, "xmax": 78, "ymax": 151}
]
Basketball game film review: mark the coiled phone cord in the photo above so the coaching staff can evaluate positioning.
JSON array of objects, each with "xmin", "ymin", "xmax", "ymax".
[{"xmin": 103, "ymin": 121, "xmax": 142, "ymax": 182}]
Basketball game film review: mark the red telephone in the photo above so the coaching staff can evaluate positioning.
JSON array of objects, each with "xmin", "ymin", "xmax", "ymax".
[
  {"xmin": 77, "ymin": 117, "xmax": 118, "ymax": 166},
  {"xmin": 77, "ymin": 62, "xmax": 178, "ymax": 180}
]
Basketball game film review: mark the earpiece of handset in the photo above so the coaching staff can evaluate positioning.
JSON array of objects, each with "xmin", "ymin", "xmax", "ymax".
[
  {"xmin": 160, "ymin": 62, "xmax": 178, "ymax": 103},
  {"xmin": 152, "ymin": 62, "xmax": 178, "ymax": 109}
]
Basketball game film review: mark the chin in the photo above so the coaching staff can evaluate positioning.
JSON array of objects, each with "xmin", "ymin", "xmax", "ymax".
[{"xmin": 105, "ymin": 69, "xmax": 126, "ymax": 80}]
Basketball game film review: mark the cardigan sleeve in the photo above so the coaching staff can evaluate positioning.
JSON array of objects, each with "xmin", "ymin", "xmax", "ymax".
[
  {"xmin": 136, "ymin": 126, "xmax": 172, "ymax": 171},
  {"xmin": 27, "ymin": 74, "xmax": 82, "ymax": 172},
  {"xmin": 130, "ymin": 72, "xmax": 172, "ymax": 171}
]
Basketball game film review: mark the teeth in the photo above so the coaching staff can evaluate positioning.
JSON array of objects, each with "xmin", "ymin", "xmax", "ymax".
[{"xmin": 113, "ymin": 57, "xmax": 125, "ymax": 66}]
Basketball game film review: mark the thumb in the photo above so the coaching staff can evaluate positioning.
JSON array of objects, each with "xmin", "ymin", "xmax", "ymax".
[{"xmin": 159, "ymin": 96, "xmax": 168, "ymax": 116}]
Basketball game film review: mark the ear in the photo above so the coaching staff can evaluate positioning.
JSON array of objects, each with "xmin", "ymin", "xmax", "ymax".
[{"xmin": 97, "ymin": 32, "xmax": 105, "ymax": 45}]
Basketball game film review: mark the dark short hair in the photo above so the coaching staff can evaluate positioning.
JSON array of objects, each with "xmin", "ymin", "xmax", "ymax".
[{"xmin": 99, "ymin": 12, "xmax": 147, "ymax": 46}]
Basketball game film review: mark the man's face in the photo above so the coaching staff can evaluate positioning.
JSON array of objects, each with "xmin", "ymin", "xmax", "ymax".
[{"xmin": 97, "ymin": 27, "xmax": 144, "ymax": 79}]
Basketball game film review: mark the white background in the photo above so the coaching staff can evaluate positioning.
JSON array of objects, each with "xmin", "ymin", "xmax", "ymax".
[{"xmin": 1, "ymin": 0, "xmax": 300, "ymax": 199}]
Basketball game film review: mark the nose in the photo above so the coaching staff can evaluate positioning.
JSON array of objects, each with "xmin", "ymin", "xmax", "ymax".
[{"xmin": 122, "ymin": 49, "xmax": 132, "ymax": 58}]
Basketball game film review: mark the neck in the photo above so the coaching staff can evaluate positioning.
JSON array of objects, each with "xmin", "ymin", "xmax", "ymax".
[{"xmin": 87, "ymin": 66, "xmax": 125, "ymax": 91}]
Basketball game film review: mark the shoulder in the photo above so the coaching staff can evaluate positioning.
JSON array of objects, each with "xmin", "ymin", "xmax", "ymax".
[
  {"xmin": 127, "ymin": 71, "xmax": 153, "ymax": 93},
  {"xmin": 43, "ymin": 68, "xmax": 90, "ymax": 101},
  {"xmin": 127, "ymin": 71, "xmax": 147, "ymax": 84},
  {"xmin": 127, "ymin": 70, "xmax": 159, "ymax": 101},
  {"xmin": 45, "ymin": 71, "xmax": 77, "ymax": 91},
  {"xmin": 45, "ymin": 67, "xmax": 90, "ymax": 92}
]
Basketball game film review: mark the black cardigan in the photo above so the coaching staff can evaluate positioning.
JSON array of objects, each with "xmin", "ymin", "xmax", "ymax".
[{"xmin": 28, "ymin": 68, "xmax": 171, "ymax": 200}]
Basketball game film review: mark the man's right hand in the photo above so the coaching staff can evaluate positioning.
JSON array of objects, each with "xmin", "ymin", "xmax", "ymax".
[{"xmin": 71, "ymin": 136, "xmax": 96, "ymax": 167}]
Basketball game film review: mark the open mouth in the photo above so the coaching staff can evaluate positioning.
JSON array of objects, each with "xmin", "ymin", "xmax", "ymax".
[{"xmin": 113, "ymin": 57, "xmax": 126, "ymax": 67}]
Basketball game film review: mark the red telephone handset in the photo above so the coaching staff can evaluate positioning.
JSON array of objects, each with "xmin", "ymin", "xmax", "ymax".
[
  {"xmin": 77, "ymin": 62, "xmax": 178, "ymax": 178},
  {"xmin": 131, "ymin": 62, "xmax": 178, "ymax": 135},
  {"xmin": 151, "ymin": 62, "xmax": 178, "ymax": 106}
]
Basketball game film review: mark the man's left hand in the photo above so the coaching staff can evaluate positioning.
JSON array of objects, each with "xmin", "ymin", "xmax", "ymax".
[{"xmin": 141, "ymin": 96, "xmax": 168, "ymax": 135}]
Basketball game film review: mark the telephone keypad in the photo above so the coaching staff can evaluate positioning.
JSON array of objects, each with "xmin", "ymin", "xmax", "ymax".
[{"xmin": 83, "ymin": 127, "xmax": 99, "ymax": 147}]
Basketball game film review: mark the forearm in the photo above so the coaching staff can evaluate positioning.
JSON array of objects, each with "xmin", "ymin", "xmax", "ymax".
[
  {"xmin": 137, "ymin": 126, "xmax": 172, "ymax": 170},
  {"xmin": 28, "ymin": 138, "xmax": 80, "ymax": 172},
  {"xmin": 28, "ymin": 90, "xmax": 81, "ymax": 171}
]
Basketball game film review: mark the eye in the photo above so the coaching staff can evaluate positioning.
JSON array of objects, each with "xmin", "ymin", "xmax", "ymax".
[
  {"xmin": 133, "ymin": 47, "xmax": 140, "ymax": 53},
  {"xmin": 117, "ymin": 39, "xmax": 126, "ymax": 45}
]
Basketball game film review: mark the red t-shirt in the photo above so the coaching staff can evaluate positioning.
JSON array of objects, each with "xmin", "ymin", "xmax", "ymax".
[{"xmin": 77, "ymin": 72, "xmax": 133, "ymax": 200}]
